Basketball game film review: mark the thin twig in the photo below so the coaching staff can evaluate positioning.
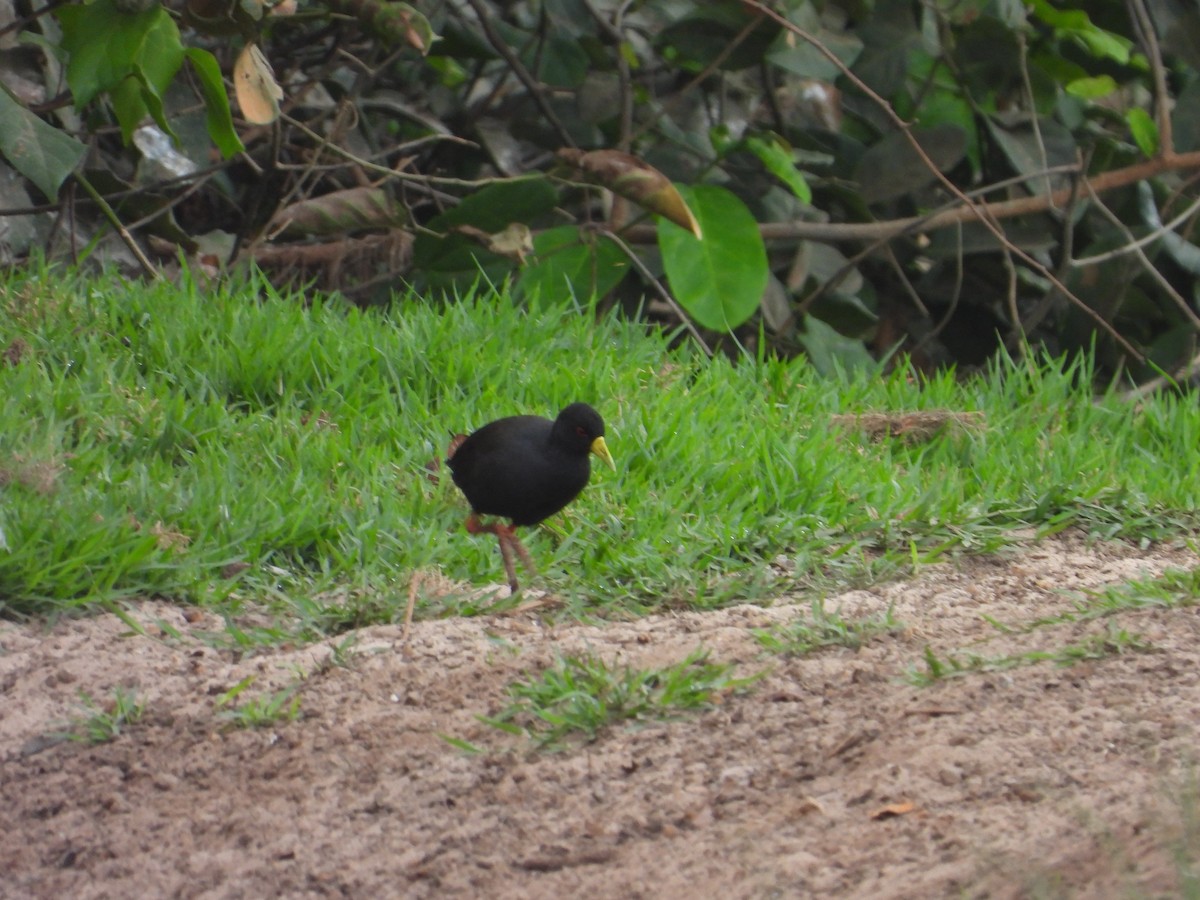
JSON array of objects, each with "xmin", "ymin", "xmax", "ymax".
[
  {"xmin": 119, "ymin": 172, "xmax": 219, "ymax": 236},
  {"xmin": 628, "ymin": 9, "xmax": 770, "ymax": 147},
  {"xmin": 461, "ymin": 0, "xmax": 576, "ymax": 148},
  {"xmin": 1072, "ymin": 193, "xmax": 1200, "ymax": 266},
  {"xmin": 580, "ymin": 0, "xmax": 635, "ymax": 151},
  {"xmin": 1017, "ymin": 32, "xmax": 1054, "ymax": 203},
  {"xmin": 0, "ymin": 0, "xmax": 69, "ymax": 40},
  {"xmin": 1126, "ymin": 0, "xmax": 1173, "ymax": 156},
  {"xmin": 881, "ymin": 242, "xmax": 930, "ymax": 318},
  {"xmin": 797, "ymin": 164, "xmax": 1081, "ymax": 315},
  {"xmin": 619, "ymin": 150, "xmax": 1200, "ymax": 247},
  {"xmin": 1122, "ymin": 348, "xmax": 1200, "ymax": 399},
  {"xmin": 912, "ymin": 221, "xmax": 964, "ymax": 354},
  {"xmin": 600, "ymin": 228, "xmax": 713, "ymax": 357},
  {"xmin": 999, "ymin": 247, "xmax": 1021, "ymax": 354},
  {"xmin": 281, "ymin": 113, "xmax": 541, "ymax": 190},
  {"xmin": 72, "ymin": 172, "xmax": 161, "ymax": 278},
  {"xmin": 1083, "ymin": 182, "xmax": 1200, "ymax": 333}
]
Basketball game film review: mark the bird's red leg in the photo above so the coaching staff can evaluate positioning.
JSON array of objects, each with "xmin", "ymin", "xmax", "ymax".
[
  {"xmin": 495, "ymin": 531, "xmax": 520, "ymax": 592},
  {"xmin": 465, "ymin": 514, "xmax": 522, "ymax": 591},
  {"xmin": 497, "ymin": 524, "xmax": 538, "ymax": 579}
]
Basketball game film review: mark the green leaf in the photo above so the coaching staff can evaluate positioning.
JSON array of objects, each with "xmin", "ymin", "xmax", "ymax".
[
  {"xmin": 852, "ymin": 1, "xmax": 922, "ymax": 95},
  {"xmin": 136, "ymin": 11, "xmax": 185, "ymax": 93},
  {"xmin": 985, "ymin": 116, "xmax": 1077, "ymax": 194},
  {"xmin": 1065, "ymin": 75, "xmax": 1117, "ymax": 99},
  {"xmin": 0, "ymin": 83, "xmax": 87, "ymax": 200},
  {"xmin": 797, "ymin": 315, "xmax": 876, "ymax": 375},
  {"xmin": 109, "ymin": 76, "xmax": 148, "ymax": 146},
  {"xmin": 57, "ymin": 0, "xmax": 184, "ymax": 107},
  {"xmin": 58, "ymin": 0, "xmax": 132, "ymax": 105},
  {"xmin": 185, "ymin": 48, "xmax": 244, "ymax": 158},
  {"xmin": 366, "ymin": 0, "xmax": 437, "ymax": 54},
  {"xmin": 428, "ymin": 177, "xmax": 558, "ymax": 233},
  {"xmin": 438, "ymin": 733, "xmax": 484, "ymax": 754},
  {"xmin": 745, "ymin": 136, "xmax": 812, "ymax": 204},
  {"xmin": 808, "ymin": 289, "xmax": 878, "ymax": 337},
  {"xmin": 525, "ymin": 35, "xmax": 589, "ymax": 89},
  {"xmin": 657, "ymin": 5, "xmax": 779, "ymax": 72},
  {"xmin": 412, "ymin": 177, "xmax": 558, "ymax": 276},
  {"xmin": 658, "ymin": 184, "xmax": 768, "ymax": 331},
  {"xmin": 855, "ymin": 124, "xmax": 967, "ymax": 204},
  {"xmin": 1027, "ymin": 0, "xmax": 1132, "ymax": 64},
  {"xmin": 767, "ymin": 10, "xmax": 862, "ymax": 81},
  {"xmin": 1126, "ymin": 108, "xmax": 1158, "ymax": 158},
  {"xmin": 110, "ymin": 66, "xmax": 179, "ymax": 146},
  {"xmin": 914, "ymin": 88, "xmax": 981, "ymax": 173},
  {"xmin": 518, "ymin": 227, "xmax": 629, "ymax": 304}
]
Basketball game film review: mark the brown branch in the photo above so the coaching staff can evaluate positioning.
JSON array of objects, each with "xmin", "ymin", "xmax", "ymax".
[
  {"xmin": 795, "ymin": 165, "xmax": 1080, "ymax": 317},
  {"xmin": 0, "ymin": 0, "xmax": 69, "ymax": 41},
  {"xmin": 618, "ymin": 151, "xmax": 1200, "ymax": 246}
]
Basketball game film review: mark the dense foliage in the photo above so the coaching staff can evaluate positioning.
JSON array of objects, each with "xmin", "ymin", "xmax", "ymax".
[{"xmin": 2, "ymin": 0, "xmax": 1199, "ymax": 375}]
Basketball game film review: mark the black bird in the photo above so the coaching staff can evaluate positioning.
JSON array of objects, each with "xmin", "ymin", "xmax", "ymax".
[{"xmin": 446, "ymin": 402, "xmax": 615, "ymax": 591}]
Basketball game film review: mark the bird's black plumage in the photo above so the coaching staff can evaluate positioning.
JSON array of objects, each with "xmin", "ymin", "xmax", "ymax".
[
  {"xmin": 446, "ymin": 402, "xmax": 614, "ymax": 590},
  {"xmin": 448, "ymin": 402, "xmax": 611, "ymax": 525}
]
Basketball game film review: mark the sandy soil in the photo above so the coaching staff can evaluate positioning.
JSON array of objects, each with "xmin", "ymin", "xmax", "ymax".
[{"xmin": 2, "ymin": 533, "xmax": 1199, "ymax": 899}]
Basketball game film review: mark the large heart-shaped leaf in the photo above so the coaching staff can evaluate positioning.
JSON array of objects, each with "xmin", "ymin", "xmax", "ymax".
[{"xmin": 658, "ymin": 184, "xmax": 767, "ymax": 332}]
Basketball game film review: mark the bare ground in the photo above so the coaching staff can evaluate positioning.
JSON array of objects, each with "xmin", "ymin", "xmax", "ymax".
[{"xmin": 2, "ymin": 533, "xmax": 1199, "ymax": 899}]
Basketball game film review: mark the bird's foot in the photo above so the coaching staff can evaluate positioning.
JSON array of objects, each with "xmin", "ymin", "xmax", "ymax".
[
  {"xmin": 495, "ymin": 528, "xmax": 521, "ymax": 592},
  {"xmin": 497, "ymin": 524, "xmax": 538, "ymax": 578},
  {"xmin": 464, "ymin": 515, "xmax": 538, "ymax": 592}
]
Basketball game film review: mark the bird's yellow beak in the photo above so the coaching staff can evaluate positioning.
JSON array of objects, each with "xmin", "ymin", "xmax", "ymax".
[{"xmin": 590, "ymin": 436, "xmax": 616, "ymax": 471}]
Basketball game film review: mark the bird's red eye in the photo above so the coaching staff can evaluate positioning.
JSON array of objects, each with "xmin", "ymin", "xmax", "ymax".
[{"xmin": 575, "ymin": 425, "xmax": 587, "ymax": 437}]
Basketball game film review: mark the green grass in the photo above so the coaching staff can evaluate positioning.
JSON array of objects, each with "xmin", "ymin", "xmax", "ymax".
[
  {"xmin": 2, "ymin": 262, "xmax": 1199, "ymax": 638},
  {"xmin": 906, "ymin": 622, "xmax": 1156, "ymax": 686},
  {"xmin": 479, "ymin": 649, "xmax": 760, "ymax": 748},
  {"xmin": 1072, "ymin": 565, "xmax": 1200, "ymax": 619},
  {"xmin": 753, "ymin": 597, "xmax": 902, "ymax": 655},
  {"xmin": 58, "ymin": 687, "xmax": 146, "ymax": 744},
  {"xmin": 214, "ymin": 675, "xmax": 303, "ymax": 728}
]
